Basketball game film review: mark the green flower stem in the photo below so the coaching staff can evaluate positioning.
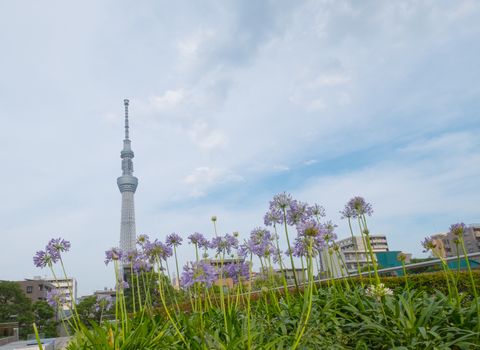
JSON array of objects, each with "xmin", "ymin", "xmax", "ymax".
[
  {"xmin": 401, "ymin": 261, "xmax": 409, "ymax": 292},
  {"xmin": 247, "ymin": 253, "xmax": 253, "ymax": 350},
  {"xmin": 174, "ymin": 246, "xmax": 181, "ymax": 292},
  {"xmin": 292, "ymin": 237, "xmax": 314, "ymax": 350},
  {"xmin": 360, "ymin": 215, "xmax": 380, "ymax": 286},
  {"xmin": 267, "ymin": 255, "xmax": 281, "ymax": 313},
  {"xmin": 32, "ymin": 323, "xmax": 44, "ymax": 350},
  {"xmin": 130, "ymin": 265, "xmax": 136, "ymax": 314},
  {"xmin": 135, "ymin": 273, "xmax": 143, "ymax": 312},
  {"xmin": 219, "ymin": 253, "xmax": 228, "ymax": 335},
  {"xmin": 459, "ymin": 236, "xmax": 480, "ymax": 333},
  {"xmin": 347, "ymin": 217, "xmax": 364, "ymax": 287},
  {"xmin": 336, "ymin": 250, "xmax": 351, "ymax": 291},
  {"xmin": 113, "ymin": 261, "xmax": 120, "ymax": 337},
  {"xmin": 357, "ymin": 217, "xmax": 372, "ymax": 284},
  {"xmin": 283, "ymin": 207, "xmax": 299, "ymax": 291},
  {"xmin": 156, "ymin": 257, "xmax": 188, "ymax": 347},
  {"xmin": 274, "ymin": 223, "xmax": 291, "ymax": 304}
]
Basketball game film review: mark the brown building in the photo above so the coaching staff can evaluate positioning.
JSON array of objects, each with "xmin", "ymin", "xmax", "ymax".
[{"xmin": 16, "ymin": 278, "xmax": 54, "ymax": 303}]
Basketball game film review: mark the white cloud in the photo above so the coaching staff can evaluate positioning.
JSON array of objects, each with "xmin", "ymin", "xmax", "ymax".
[
  {"xmin": 149, "ymin": 89, "xmax": 185, "ymax": 111},
  {"xmin": 183, "ymin": 166, "xmax": 244, "ymax": 197},
  {"xmin": 187, "ymin": 120, "xmax": 228, "ymax": 150},
  {"xmin": 177, "ymin": 29, "xmax": 216, "ymax": 60}
]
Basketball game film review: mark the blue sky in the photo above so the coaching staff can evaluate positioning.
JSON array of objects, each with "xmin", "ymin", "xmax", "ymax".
[{"xmin": 1, "ymin": 1, "xmax": 479, "ymax": 296}]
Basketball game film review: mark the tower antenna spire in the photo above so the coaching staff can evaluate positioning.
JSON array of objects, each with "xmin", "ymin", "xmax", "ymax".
[{"xmin": 124, "ymin": 99, "xmax": 130, "ymax": 140}]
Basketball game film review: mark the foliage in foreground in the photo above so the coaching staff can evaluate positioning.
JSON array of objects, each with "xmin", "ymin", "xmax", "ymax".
[{"xmin": 65, "ymin": 285, "xmax": 479, "ymax": 349}]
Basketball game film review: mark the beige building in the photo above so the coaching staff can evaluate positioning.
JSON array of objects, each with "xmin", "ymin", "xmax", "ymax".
[
  {"xmin": 428, "ymin": 224, "xmax": 480, "ymax": 259},
  {"xmin": 16, "ymin": 278, "xmax": 54, "ymax": 303}
]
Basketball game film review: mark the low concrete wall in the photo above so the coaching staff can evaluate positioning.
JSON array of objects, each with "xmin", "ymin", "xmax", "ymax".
[{"xmin": 0, "ymin": 336, "xmax": 18, "ymax": 346}]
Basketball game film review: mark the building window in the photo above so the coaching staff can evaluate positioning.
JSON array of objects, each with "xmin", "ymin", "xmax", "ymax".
[{"xmin": 26, "ymin": 286, "xmax": 33, "ymax": 293}]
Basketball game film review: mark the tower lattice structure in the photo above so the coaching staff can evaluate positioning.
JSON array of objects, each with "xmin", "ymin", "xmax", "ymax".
[{"xmin": 117, "ymin": 99, "xmax": 138, "ymax": 253}]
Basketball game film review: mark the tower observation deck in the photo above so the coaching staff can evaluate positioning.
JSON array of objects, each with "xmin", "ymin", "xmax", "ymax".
[{"xmin": 117, "ymin": 99, "xmax": 138, "ymax": 253}]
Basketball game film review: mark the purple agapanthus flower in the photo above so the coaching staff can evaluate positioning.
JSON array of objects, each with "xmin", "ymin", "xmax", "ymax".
[
  {"xmin": 449, "ymin": 223, "xmax": 467, "ymax": 237},
  {"xmin": 33, "ymin": 250, "xmax": 57, "ymax": 268},
  {"xmin": 322, "ymin": 221, "xmax": 338, "ymax": 242},
  {"xmin": 166, "ymin": 233, "xmax": 183, "ymax": 247},
  {"xmin": 309, "ymin": 203, "xmax": 326, "ymax": 219},
  {"xmin": 46, "ymin": 289, "xmax": 65, "ymax": 308},
  {"xmin": 137, "ymin": 234, "xmax": 151, "ymax": 247},
  {"xmin": 270, "ymin": 192, "xmax": 293, "ymax": 210},
  {"xmin": 105, "ymin": 248, "xmax": 123, "ymax": 265},
  {"xmin": 224, "ymin": 262, "xmax": 250, "ymax": 283},
  {"xmin": 47, "ymin": 238, "xmax": 71, "ymax": 255},
  {"xmin": 133, "ymin": 257, "xmax": 152, "ymax": 273},
  {"xmin": 264, "ymin": 208, "xmax": 283, "ymax": 226},
  {"xmin": 421, "ymin": 236, "xmax": 437, "ymax": 253},
  {"xmin": 297, "ymin": 219, "xmax": 321, "ymax": 237},
  {"xmin": 292, "ymin": 236, "xmax": 310, "ymax": 257},
  {"xmin": 286, "ymin": 200, "xmax": 311, "ymax": 226},
  {"xmin": 123, "ymin": 249, "xmax": 139, "ymax": 264},
  {"xmin": 188, "ymin": 232, "xmax": 209, "ymax": 249},
  {"xmin": 210, "ymin": 233, "xmax": 239, "ymax": 255},
  {"xmin": 144, "ymin": 239, "xmax": 172, "ymax": 262},
  {"xmin": 293, "ymin": 222, "xmax": 326, "ymax": 257},
  {"xmin": 241, "ymin": 227, "xmax": 276, "ymax": 258},
  {"xmin": 116, "ymin": 280, "xmax": 129, "ymax": 290},
  {"xmin": 180, "ymin": 261, "xmax": 217, "ymax": 288},
  {"xmin": 341, "ymin": 196, "xmax": 373, "ymax": 218}
]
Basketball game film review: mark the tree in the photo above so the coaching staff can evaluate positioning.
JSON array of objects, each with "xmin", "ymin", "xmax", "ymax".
[
  {"xmin": 33, "ymin": 301, "xmax": 57, "ymax": 338},
  {"xmin": 0, "ymin": 281, "xmax": 33, "ymax": 339}
]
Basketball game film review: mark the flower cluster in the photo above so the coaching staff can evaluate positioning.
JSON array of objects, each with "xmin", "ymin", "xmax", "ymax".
[
  {"xmin": 105, "ymin": 247, "xmax": 123, "ymax": 265},
  {"xmin": 449, "ymin": 223, "xmax": 466, "ymax": 238},
  {"xmin": 188, "ymin": 232, "xmax": 209, "ymax": 249},
  {"xmin": 240, "ymin": 228, "xmax": 277, "ymax": 259},
  {"xmin": 210, "ymin": 233, "xmax": 238, "ymax": 256},
  {"xmin": 421, "ymin": 236, "xmax": 437, "ymax": 253},
  {"xmin": 46, "ymin": 288, "xmax": 65, "ymax": 308},
  {"xmin": 33, "ymin": 237, "xmax": 71, "ymax": 268},
  {"xmin": 181, "ymin": 261, "xmax": 217, "ymax": 288},
  {"xmin": 340, "ymin": 196, "xmax": 373, "ymax": 219},
  {"xmin": 144, "ymin": 240, "xmax": 172, "ymax": 262},
  {"xmin": 223, "ymin": 262, "xmax": 250, "ymax": 283},
  {"xmin": 366, "ymin": 283, "xmax": 393, "ymax": 299},
  {"xmin": 166, "ymin": 233, "xmax": 183, "ymax": 247}
]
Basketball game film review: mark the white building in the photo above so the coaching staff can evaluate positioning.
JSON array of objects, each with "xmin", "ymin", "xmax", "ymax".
[
  {"xmin": 320, "ymin": 235, "xmax": 389, "ymax": 277},
  {"xmin": 45, "ymin": 277, "xmax": 77, "ymax": 310}
]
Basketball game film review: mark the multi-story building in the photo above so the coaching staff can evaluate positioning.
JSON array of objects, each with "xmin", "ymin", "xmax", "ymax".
[
  {"xmin": 318, "ymin": 235, "xmax": 390, "ymax": 277},
  {"xmin": 45, "ymin": 278, "xmax": 77, "ymax": 310},
  {"xmin": 337, "ymin": 234, "xmax": 389, "ymax": 272},
  {"xmin": 15, "ymin": 278, "xmax": 54, "ymax": 303},
  {"xmin": 428, "ymin": 223, "xmax": 480, "ymax": 259}
]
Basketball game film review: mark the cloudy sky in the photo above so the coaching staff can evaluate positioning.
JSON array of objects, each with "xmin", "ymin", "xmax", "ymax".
[{"xmin": 1, "ymin": 1, "xmax": 479, "ymax": 296}]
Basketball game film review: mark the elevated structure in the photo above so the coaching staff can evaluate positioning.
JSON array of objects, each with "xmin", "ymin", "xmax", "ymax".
[{"xmin": 117, "ymin": 99, "xmax": 138, "ymax": 253}]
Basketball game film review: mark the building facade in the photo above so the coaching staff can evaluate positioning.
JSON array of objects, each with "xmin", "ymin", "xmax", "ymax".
[
  {"xmin": 428, "ymin": 224, "xmax": 480, "ymax": 259},
  {"xmin": 16, "ymin": 278, "xmax": 54, "ymax": 303}
]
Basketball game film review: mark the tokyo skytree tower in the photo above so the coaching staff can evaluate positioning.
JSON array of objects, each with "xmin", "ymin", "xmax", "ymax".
[{"xmin": 117, "ymin": 99, "xmax": 138, "ymax": 253}]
